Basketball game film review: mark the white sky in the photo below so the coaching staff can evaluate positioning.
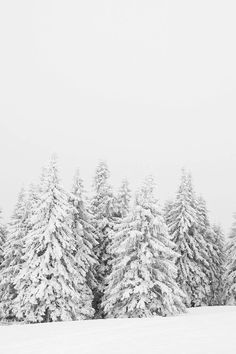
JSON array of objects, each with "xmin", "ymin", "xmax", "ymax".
[{"xmin": 0, "ymin": 1, "xmax": 236, "ymax": 234}]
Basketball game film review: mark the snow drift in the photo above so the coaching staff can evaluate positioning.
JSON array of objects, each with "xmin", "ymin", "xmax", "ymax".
[{"xmin": 0, "ymin": 306, "xmax": 235, "ymax": 354}]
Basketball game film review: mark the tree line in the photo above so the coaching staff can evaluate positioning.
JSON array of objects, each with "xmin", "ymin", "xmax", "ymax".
[{"xmin": 0, "ymin": 156, "xmax": 234, "ymax": 323}]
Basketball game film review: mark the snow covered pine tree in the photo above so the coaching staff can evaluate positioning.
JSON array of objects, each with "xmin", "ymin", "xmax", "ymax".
[
  {"xmin": 114, "ymin": 179, "xmax": 131, "ymax": 218},
  {"xmin": 0, "ymin": 188, "xmax": 28, "ymax": 320},
  {"xmin": 0, "ymin": 207, "xmax": 7, "ymax": 319},
  {"xmin": 102, "ymin": 176, "xmax": 186, "ymax": 318},
  {"xmin": 0, "ymin": 208, "xmax": 6, "ymax": 267},
  {"xmin": 13, "ymin": 156, "xmax": 88, "ymax": 323},
  {"xmin": 69, "ymin": 169, "xmax": 98, "ymax": 318},
  {"xmin": 166, "ymin": 170, "xmax": 209, "ymax": 307},
  {"xmin": 90, "ymin": 161, "xmax": 115, "ymax": 317},
  {"xmin": 224, "ymin": 214, "xmax": 236, "ymax": 305},
  {"xmin": 210, "ymin": 224, "xmax": 225, "ymax": 305},
  {"xmin": 196, "ymin": 197, "xmax": 225, "ymax": 305}
]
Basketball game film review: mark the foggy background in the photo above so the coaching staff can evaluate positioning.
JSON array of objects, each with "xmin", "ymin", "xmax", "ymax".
[{"xmin": 0, "ymin": 1, "xmax": 236, "ymax": 234}]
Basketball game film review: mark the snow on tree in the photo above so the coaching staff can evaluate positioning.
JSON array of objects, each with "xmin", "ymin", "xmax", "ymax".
[
  {"xmin": 13, "ymin": 156, "xmax": 90, "ymax": 323},
  {"xmin": 195, "ymin": 196, "xmax": 213, "ymax": 304},
  {"xmin": 0, "ymin": 188, "xmax": 28, "ymax": 320},
  {"xmin": 163, "ymin": 200, "xmax": 175, "ymax": 226},
  {"xmin": 224, "ymin": 214, "xmax": 236, "ymax": 305},
  {"xmin": 210, "ymin": 224, "xmax": 225, "ymax": 305},
  {"xmin": 114, "ymin": 179, "xmax": 131, "ymax": 218},
  {"xmin": 0, "ymin": 208, "xmax": 6, "ymax": 267},
  {"xmin": 90, "ymin": 161, "xmax": 115, "ymax": 316},
  {"xmin": 102, "ymin": 176, "xmax": 186, "ymax": 318},
  {"xmin": 69, "ymin": 169, "xmax": 98, "ymax": 317},
  {"xmin": 195, "ymin": 197, "xmax": 225, "ymax": 305},
  {"xmin": 166, "ymin": 170, "xmax": 209, "ymax": 307}
]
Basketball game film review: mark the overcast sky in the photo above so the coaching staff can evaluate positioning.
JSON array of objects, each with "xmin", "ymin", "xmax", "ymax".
[{"xmin": 0, "ymin": 1, "xmax": 236, "ymax": 233}]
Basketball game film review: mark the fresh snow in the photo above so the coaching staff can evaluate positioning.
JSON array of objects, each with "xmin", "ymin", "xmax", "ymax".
[{"xmin": 0, "ymin": 306, "xmax": 235, "ymax": 354}]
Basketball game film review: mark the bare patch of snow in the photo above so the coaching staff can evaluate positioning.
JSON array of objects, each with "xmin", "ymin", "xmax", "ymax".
[{"xmin": 0, "ymin": 306, "xmax": 235, "ymax": 354}]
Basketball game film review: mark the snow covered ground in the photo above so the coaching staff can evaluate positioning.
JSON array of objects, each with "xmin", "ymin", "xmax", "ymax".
[{"xmin": 0, "ymin": 306, "xmax": 235, "ymax": 354}]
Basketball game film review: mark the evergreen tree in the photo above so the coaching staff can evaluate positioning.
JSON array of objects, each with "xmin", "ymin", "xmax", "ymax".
[
  {"xmin": 115, "ymin": 179, "xmax": 131, "ymax": 218},
  {"xmin": 196, "ymin": 197, "xmax": 225, "ymax": 305},
  {"xmin": 0, "ymin": 208, "xmax": 6, "ymax": 267},
  {"xmin": 211, "ymin": 224, "xmax": 225, "ymax": 305},
  {"xmin": 224, "ymin": 214, "xmax": 236, "ymax": 305},
  {"xmin": 195, "ymin": 196, "xmax": 212, "ymax": 304},
  {"xmin": 163, "ymin": 200, "xmax": 175, "ymax": 226},
  {"xmin": 90, "ymin": 161, "xmax": 115, "ymax": 316},
  {"xmin": 0, "ymin": 188, "xmax": 28, "ymax": 320},
  {"xmin": 102, "ymin": 176, "xmax": 186, "ymax": 318},
  {"xmin": 13, "ymin": 157, "xmax": 88, "ymax": 323},
  {"xmin": 69, "ymin": 169, "xmax": 98, "ymax": 316},
  {"xmin": 166, "ymin": 170, "xmax": 209, "ymax": 307}
]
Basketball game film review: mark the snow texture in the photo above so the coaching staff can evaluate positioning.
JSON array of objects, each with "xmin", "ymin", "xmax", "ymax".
[{"xmin": 0, "ymin": 306, "xmax": 235, "ymax": 354}]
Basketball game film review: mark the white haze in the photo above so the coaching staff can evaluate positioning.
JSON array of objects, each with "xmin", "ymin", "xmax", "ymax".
[{"xmin": 0, "ymin": 1, "xmax": 236, "ymax": 234}]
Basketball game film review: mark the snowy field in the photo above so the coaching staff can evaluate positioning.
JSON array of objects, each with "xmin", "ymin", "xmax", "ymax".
[{"xmin": 0, "ymin": 306, "xmax": 235, "ymax": 354}]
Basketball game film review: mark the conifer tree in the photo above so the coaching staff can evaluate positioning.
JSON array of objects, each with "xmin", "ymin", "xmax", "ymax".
[
  {"xmin": 115, "ymin": 179, "xmax": 131, "ymax": 218},
  {"xmin": 90, "ymin": 161, "xmax": 115, "ymax": 316},
  {"xmin": 0, "ymin": 208, "xmax": 6, "ymax": 267},
  {"xmin": 13, "ymin": 157, "xmax": 89, "ymax": 323},
  {"xmin": 211, "ymin": 224, "xmax": 225, "ymax": 305},
  {"xmin": 102, "ymin": 176, "xmax": 186, "ymax": 318},
  {"xmin": 195, "ymin": 196, "xmax": 213, "ymax": 304},
  {"xmin": 195, "ymin": 197, "xmax": 225, "ymax": 305},
  {"xmin": 69, "ymin": 169, "xmax": 98, "ymax": 316},
  {"xmin": 163, "ymin": 200, "xmax": 175, "ymax": 226},
  {"xmin": 0, "ymin": 188, "xmax": 28, "ymax": 320},
  {"xmin": 224, "ymin": 214, "xmax": 236, "ymax": 305},
  {"xmin": 166, "ymin": 170, "xmax": 209, "ymax": 307}
]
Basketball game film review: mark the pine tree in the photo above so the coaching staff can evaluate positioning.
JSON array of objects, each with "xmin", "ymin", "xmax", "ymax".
[
  {"xmin": 0, "ymin": 208, "xmax": 6, "ymax": 267},
  {"xmin": 166, "ymin": 170, "xmax": 209, "ymax": 307},
  {"xmin": 196, "ymin": 197, "xmax": 225, "ymax": 305},
  {"xmin": 163, "ymin": 200, "xmax": 175, "ymax": 226},
  {"xmin": 13, "ymin": 157, "xmax": 88, "ymax": 323},
  {"xmin": 90, "ymin": 161, "xmax": 115, "ymax": 316},
  {"xmin": 115, "ymin": 179, "xmax": 131, "ymax": 218},
  {"xmin": 211, "ymin": 224, "xmax": 225, "ymax": 305},
  {"xmin": 69, "ymin": 169, "xmax": 98, "ymax": 317},
  {"xmin": 195, "ymin": 196, "xmax": 213, "ymax": 304},
  {"xmin": 0, "ymin": 188, "xmax": 28, "ymax": 320},
  {"xmin": 102, "ymin": 176, "xmax": 186, "ymax": 318},
  {"xmin": 224, "ymin": 214, "xmax": 236, "ymax": 305}
]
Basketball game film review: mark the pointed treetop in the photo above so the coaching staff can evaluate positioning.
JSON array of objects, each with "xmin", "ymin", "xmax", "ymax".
[
  {"xmin": 136, "ymin": 175, "xmax": 157, "ymax": 207},
  {"xmin": 93, "ymin": 161, "xmax": 110, "ymax": 191}
]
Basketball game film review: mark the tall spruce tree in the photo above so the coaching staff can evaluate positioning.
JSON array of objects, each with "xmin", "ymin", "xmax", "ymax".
[
  {"xmin": 90, "ymin": 161, "xmax": 115, "ymax": 316},
  {"xmin": 69, "ymin": 169, "xmax": 98, "ymax": 316},
  {"xmin": 102, "ymin": 176, "xmax": 186, "ymax": 318},
  {"xmin": 0, "ymin": 188, "xmax": 28, "ymax": 320},
  {"xmin": 166, "ymin": 170, "xmax": 209, "ymax": 307},
  {"xmin": 224, "ymin": 214, "xmax": 236, "ymax": 304},
  {"xmin": 13, "ymin": 157, "xmax": 88, "ymax": 323}
]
